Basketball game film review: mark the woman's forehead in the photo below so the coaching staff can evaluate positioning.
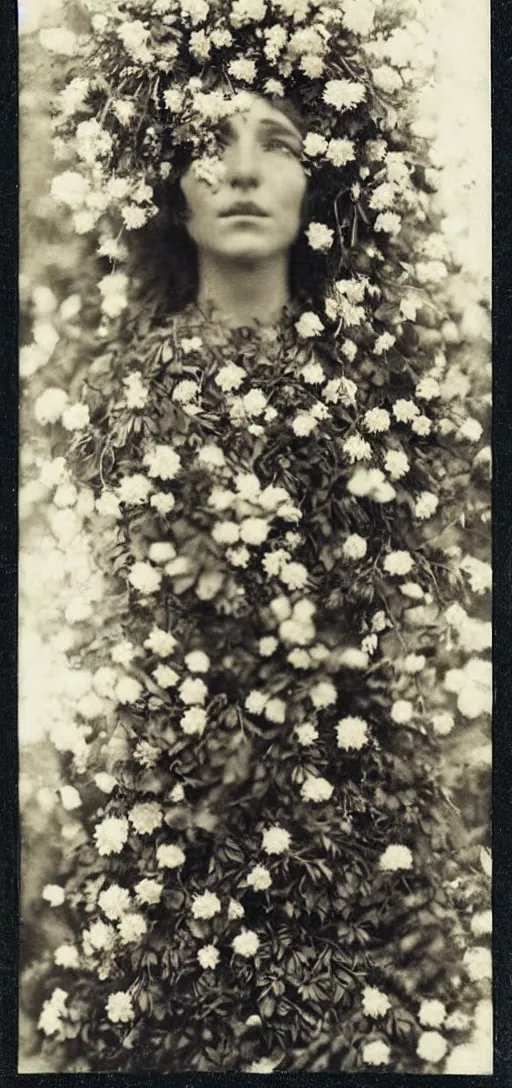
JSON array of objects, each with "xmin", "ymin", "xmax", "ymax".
[{"xmin": 225, "ymin": 95, "xmax": 303, "ymax": 138}]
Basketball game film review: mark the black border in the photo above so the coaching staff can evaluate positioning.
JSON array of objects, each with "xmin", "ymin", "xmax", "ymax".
[
  {"xmin": 0, "ymin": 0, "xmax": 20, "ymax": 1078},
  {"xmin": 2, "ymin": 0, "xmax": 511, "ymax": 1083}
]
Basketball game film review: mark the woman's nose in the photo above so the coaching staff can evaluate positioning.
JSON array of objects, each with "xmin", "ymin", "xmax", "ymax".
[{"xmin": 223, "ymin": 140, "xmax": 261, "ymax": 190}]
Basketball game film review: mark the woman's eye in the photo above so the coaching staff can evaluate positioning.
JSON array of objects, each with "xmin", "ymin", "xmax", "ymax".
[{"xmin": 263, "ymin": 139, "xmax": 300, "ymax": 157}]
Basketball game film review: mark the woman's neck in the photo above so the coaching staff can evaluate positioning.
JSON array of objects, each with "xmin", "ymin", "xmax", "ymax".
[{"xmin": 196, "ymin": 252, "xmax": 291, "ymax": 327}]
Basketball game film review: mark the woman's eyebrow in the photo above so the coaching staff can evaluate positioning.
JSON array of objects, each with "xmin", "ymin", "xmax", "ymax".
[{"xmin": 258, "ymin": 118, "xmax": 303, "ymax": 142}]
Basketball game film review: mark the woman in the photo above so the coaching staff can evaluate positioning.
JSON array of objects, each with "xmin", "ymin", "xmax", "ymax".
[{"xmin": 29, "ymin": 0, "xmax": 491, "ymax": 1074}]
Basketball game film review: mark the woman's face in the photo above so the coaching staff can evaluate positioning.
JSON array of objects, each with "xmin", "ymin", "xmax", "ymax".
[{"xmin": 180, "ymin": 96, "xmax": 307, "ymax": 264}]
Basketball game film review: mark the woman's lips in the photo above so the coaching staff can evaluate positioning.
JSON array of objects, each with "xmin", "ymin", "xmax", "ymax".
[{"xmin": 219, "ymin": 203, "xmax": 269, "ymax": 218}]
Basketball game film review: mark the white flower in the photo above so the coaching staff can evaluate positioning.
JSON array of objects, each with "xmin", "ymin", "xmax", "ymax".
[
  {"xmin": 92, "ymin": 773, "xmax": 116, "ymax": 797},
  {"xmin": 118, "ymin": 912, "xmax": 147, "ymax": 944},
  {"xmin": 258, "ymin": 636, "xmax": 278, "ymax": 657},
  {"xmin": 242, "ymin": 389, "xmax": 268, "ymax": 415},
  {"xmin": 415, "ymin": 491, "xmax": 439, "ymax": 520},
  {"xmin": 59, "ymin": 786, "xmax": 82, "ymax": 811},
  {"xmin": 301, "ymin": 360, "xmax": 325, "ymax": 385},
  {"xmin": 111, "ymin": 641, "xmax": 136, "ymax": 667},
  {"xmin": 228, "ymin": 898, "xmax": 245, "ymax": 920},
  {"xmin": 163, "ymin": 89, "xmax": 184, "ymax": 112},
  {"xmin": 92, "ymin": 667, "xmax": 118, "ymax": 700},
  {"xmin": 303, "ymin": 133, "xmax": 328, "ymax": 157},
  {"xmin": 295, "ymin": 312, "xmax": 324, "ymax": 338},
  {"xmin": 383, "ymin": 551, "xmax": 414, "ymax": 576},
  {"xmin": 310, "ymin": 680, "xmax": 337, "ymax": 708},
  {"xmin": 301, "ymin": 774, "xmax": 334, "ymax": 803},
  {"xmin": 144, "ymin": 445, "xmax": 182, "ymax": 479},
  {"xmin": 292, "ymin": 412, "xmax": 318, "ymax": 437},
  {"xmin": 402, "ymin": 654, "xmax": 426, "ymax": 674},
  {"xmin": 384, "ymin": 452, "xmax": 413, "ymax": 483},
  {"xmin": 135, "ymin": 878, "xmax": 163, "ymax": 905},
  {"xmin": 128, "ymin": 562, "xmax": 162, "ymax": 595},
  {"xmin": 117, "ymin": 474, "xmax": 152, "ymax": 505},
  {"xmin": 300, "ymin": 55, "xmax": 325, "ymax": 78},
  {"xmin": 247, "ymin": 864, "xmax": 272, "ymax": 891},
  {"xmin": 215, "ymin": 363, "xmax": 246, "ymax": 392},
  {"xmin": 228, "ymin": 58, "xmax": 257, "ymax": 83},
  {"xmin": 151, "ymin": 492, "xmax": 176, "ymax": 515},
  {"xmin": 51, "ymin": 171, "xmax": 89, "ymax": 210},
  {"xmin": 106, "ymin": 992, "xmax": 135, "ymax": 1024},
  {"xmin": 463, "ymin": 946, "xmax": 492, "ymax": 981},
  {"xmin": 94, "ymin": 817, "xmax": 129, "ymax": 856},
  {"xmin": 192, "ymin": 891, "xmax": 221, "ymax": 919},
  {"xmin": 412, "ymin": 414, "xmax": 432, "ymax": 437},
  {"xmin": 375, "ymin": 212, "xmax": 401, "ymax": 235},
  {"xmin": 306, "ymin": 222, "xmax": 334, "ymax": 252},
  {"xmin": 342, "ymin": 534, "xmax": 368, "ymax": 561},
  {"xmin": 417, "ymin": 1031, "xmax": 448, "ymax": 1063},
  {"xmin": 363, "ymin": 1040, "xmax": 391, "ymax": 1066},
  {"xmin": 240, "ymin": 517, "xmax": 271, "ymax": 546},
  {"xmin": 364, "ymin": 408, "xmax": 391, "ymax": 434},
  {"xmin": 96, "ymin": 491, "xmax": 121, "ymax": 518},
  {"xmin": 391, "ymin": 699, "xmax": 414, "ymax": 725},
  {"xmin": 419, "ymin": 1000, "xmax": 446, "ymax": 1028},
  {"xmin": 431, "ymin": 712, "xmax": 454, "ymax": 736},
  {"xmin": 247, "ymin": 1058, "xmax": 279, "ymax": 1073},
  {"xmin": 197, "ymin": 943, "xmax": 220, "ymax": 969},
  {"xmin": 129, "ymin": 802, "xmax": 163, "ymax": 835},
  {"xmin": 336, "ymin": 716, "xmax": 369, "ymax": 750},
  {"xmin": 374, "ymin": 332, "xmax": 396, "ymax": 355},
  {"xmin": 470, "ymin": 910, "xmax": 492, "ymax": 937},
  {"xmin": 115, "ymin": 676, "xmax": 143, "ymax": 704},
  {"xmin": 460, "ymin": 556, "xmax": 492, "ymax": 594},
  {"xmin": 343, "ymin": 435, "xmax": 373, "ymax": 464},
  {"xmin": 379, "ymin": 844, "xmax": 413, "ymax": 871},
  {"xmin": 323, "ymin": 79, "xmax": 366, "ymax": 110},
  {"xmin": 458, "ymin": 417, "xmax": 484, "ymax": 442},
  {"xmin": 264, "ymin": 697, "xmax": 286, "ymax": 724},
  {"xmin": 181, "ymin": 706, "xmax": 207, "ymax": 735},
  {"xmin": 264, "ymin": 78, "xmax": 285, "ymax": 96},
  {"xmin": 179, "ymin": 677, "xmax": 208, "ymax": 705},
  {"xmin": 280, "ymin": 561, "xmax": 308, "ymax": 590},
  {"xmin": 112, "ymin": 99, "xmax": 136, "ymax": 125},
  {"xmin": 369, "ymin": 182, "xmax": 397, "ymax": 211},
  {"xmin": 144, "ymin": 626, "xmax": 177, "ymax": 657},
  {"xmin": 184, "ymin": 650, "xmax": 210, "ymax": 673},
  {"xmin": 416, "ymin": 376, "xmax": 441, "ymax": 402},
  {"xmin": 54, "ymin": 944, "xmax": 79, "ymax": 969},
  {"xmin": 362, "ymin": 986, "xmax": 391, "ymax": 1017},
  {"xmin": 170, "ymin": 783, "xmax": 185, "ymax": 802},
  {"xmin": 232, "ymin": 929, "xmax": 260, "ymax": 956},
  {"xmin": 295, "ymin": 722, "xmax": 318, "ymax": 745},
  {"xmin": 262, "ymin": 826, "xmax": 291, "ymax": 854},
  {"xmin": 34, "ymin": 387, "xmax": 69, "ymax": 425},
  {"xmin": 98, "ymin": 884, "xmax": 131, "ymax": 920},
  {"xmin": 148, "ymin": 542, "xmax": 176, "ymax": 565},
  {"xmin": 156, "ymin": 843, "xmax": 186, "ymax": 868},
  {"xmin": 42, "ymin": 884, "xmax": 65, "ymax": 907},
  {"xmin": 245, "ymin": 690, "xmax": 268, "ymax": 715},
  {"xmin": 393, "ymin": 398, "xmax": 420, "ymax": 423},
  {"xmin": 326, "ymin": 138, "xmax": 355, "ymax": 166},
  {"xmin": 122, "ymin": 371, "xmax": 149, "ymax": 410}
]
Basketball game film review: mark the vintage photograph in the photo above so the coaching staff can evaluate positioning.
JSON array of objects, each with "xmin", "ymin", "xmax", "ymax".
[{"xmin": 18, "ymin": 0, "xmax": 492, "ymax": 1073}]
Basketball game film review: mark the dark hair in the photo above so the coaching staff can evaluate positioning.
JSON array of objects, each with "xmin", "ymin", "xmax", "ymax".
[{"xmin": 125, "ymin": 96, "xmax": 358, "ymax": 324}]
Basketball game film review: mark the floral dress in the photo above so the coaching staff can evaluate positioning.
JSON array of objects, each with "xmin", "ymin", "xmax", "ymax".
[{"xmin": 34, "ymin": 302, "xmax": 490, "ymax": 1073}]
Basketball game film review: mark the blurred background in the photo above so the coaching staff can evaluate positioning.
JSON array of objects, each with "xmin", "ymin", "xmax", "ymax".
[{"xmin": 18, "ymin": 0, "xmax": 492, "ymax": 1071}]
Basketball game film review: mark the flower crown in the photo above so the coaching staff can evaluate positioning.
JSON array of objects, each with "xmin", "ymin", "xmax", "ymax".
[{"xmin": 44, "ymin": 0, "xmax": 438, "ymax": 291}]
